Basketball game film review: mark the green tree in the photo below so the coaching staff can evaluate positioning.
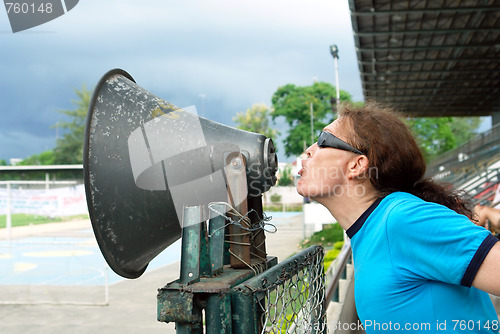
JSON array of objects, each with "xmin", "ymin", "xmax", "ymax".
[
  {"xmin": 52, "ymin": 85, "xmax": 91, "ymax": 164},
  {"xmin": 277, "ymin": 165, "xmax": 294, "ymax": 186},
  {"xmin": 233, "ymin": 103, "xmax": 278, "ymax": 141},
  {"xmin": 18, "ymin": 150, "xmax": 56, "ymax": 165},
  {"xmin": 271, "ymin": 82, "xmax": 352, "ymax": 157},
  {"xmin": 407, "ymin": 117, "xmax": 481, "ymax": 162},
  {"xmin": 448, "ymin": 117, "xmax": 481, "ymax": 146}
]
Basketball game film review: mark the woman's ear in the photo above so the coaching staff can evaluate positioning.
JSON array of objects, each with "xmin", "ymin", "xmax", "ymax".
[{"xmin": 347, "ymin": 155, "xmax": 370, "ymax": 180}]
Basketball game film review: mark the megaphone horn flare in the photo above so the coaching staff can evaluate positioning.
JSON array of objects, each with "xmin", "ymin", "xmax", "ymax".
[{"xmin": 84, "ymin": 69, "xmax": 278, "ymax": 278}]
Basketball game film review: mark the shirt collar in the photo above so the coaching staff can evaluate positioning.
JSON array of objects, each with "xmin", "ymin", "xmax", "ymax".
[{"xmin": 346, "ymin": 197, "xmax": 384, "ymax": 238}]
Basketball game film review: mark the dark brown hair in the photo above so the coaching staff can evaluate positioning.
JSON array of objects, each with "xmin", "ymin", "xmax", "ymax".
[{"xmin": 338, "ymin": 101, "xmax": 473, "ymax": 218}]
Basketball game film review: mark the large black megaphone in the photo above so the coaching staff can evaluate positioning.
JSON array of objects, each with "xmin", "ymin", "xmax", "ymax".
[{"xmin": 84, "ymin": 69, "xmax": 278, "ymax": 279}]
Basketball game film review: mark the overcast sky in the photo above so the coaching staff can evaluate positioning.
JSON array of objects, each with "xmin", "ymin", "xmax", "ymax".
[{"xmin": 0, "ymin": 0, "xmax": 364, "ymax": 163}]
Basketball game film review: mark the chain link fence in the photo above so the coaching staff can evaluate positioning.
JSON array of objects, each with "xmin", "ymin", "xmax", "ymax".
[{"xmin": 233, "ymin": 245, "xmax": 326, "ymax": 333}]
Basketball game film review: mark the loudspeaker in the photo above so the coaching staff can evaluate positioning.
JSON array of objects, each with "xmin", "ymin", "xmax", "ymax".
[{"xmin": 84, "ymin": 69, "xmax": 278, "ymax": 279}]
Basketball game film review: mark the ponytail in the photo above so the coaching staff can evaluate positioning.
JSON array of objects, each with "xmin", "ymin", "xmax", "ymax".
[{"xmin": 411, "ymin": 178, "xmax": 474, "ymax": 219}]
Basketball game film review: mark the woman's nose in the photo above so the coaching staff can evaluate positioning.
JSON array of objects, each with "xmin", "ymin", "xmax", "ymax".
[{"xmin": 305, "ymin": 143, "xmax": 318, "ymax": 158}]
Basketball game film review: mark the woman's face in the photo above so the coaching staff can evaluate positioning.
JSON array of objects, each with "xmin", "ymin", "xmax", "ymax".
[{"xmin": 297, "ymin": 119, "xmax": 357, "ymax": 200}]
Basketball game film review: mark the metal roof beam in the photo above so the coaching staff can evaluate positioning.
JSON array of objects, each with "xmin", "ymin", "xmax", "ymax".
[
  {"xmin": 355, "ymin": 28, "xmax": 500, "ymax": 36},
  {"xmin": 363, "ymin": 79, "xmax": 500, "ymax": 85},
  {"xmin": 356, "ymin": 44, "xmax": 499, "ymax": 52},
  {"xmin": 360, "ymin": 69, "xmax": 500, "ymax": 76},
  {"xmin": 369, "ymin": 91, "xmax": 499, "ymax": 99},
  {"xmin": 370, "ymin": 95, "xmax": 496, "ymax": 101},
  {"xmin": 351, "ymin": 7, "xmax": 500, "ymax": 16},
  {"xmin": 359, "ymin": 57, "xmax": 498, "ymax": 65},
  {"xmin": 366, "ymin": 86, "xmax": 499, "ymax": 92},
  {"xmin": 367, "ymin": 97, "xmax": 495, "ymax": 104}
]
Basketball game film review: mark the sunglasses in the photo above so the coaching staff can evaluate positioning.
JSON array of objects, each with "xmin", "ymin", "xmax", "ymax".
[{"xmin": 317, "ymin": 131, "xmax": 364, "ymax": 155}]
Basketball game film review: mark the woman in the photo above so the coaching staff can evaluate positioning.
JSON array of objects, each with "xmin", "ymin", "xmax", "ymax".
[{"xmin": 297, "ymin": 103, "xmax": 500, "ymax": 333}]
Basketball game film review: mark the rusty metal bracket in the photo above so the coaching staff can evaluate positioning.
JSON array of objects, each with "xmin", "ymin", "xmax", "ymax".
[
  {"xmin": 224, "ymin": 152, "xmax": 251, "ymax": 269},
  {"xmin": 157, "ymin": 290, "xmax": 196, "ymax": 324}
]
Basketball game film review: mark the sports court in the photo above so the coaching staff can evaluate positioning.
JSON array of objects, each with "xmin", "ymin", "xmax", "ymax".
[{"xmin": 0, "ymin": 219, "xmax": 181, "ymax": 305}]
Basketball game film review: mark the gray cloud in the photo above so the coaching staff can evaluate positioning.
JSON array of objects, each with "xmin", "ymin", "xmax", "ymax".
[{"xmin": 0, "ymin": 0, "xmax": 362, "ymax": 162}]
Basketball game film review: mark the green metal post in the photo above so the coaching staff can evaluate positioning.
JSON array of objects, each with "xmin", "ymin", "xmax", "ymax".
[
  {"xmin": 180, "ymin": 206, "xmax": 202, "ymax": 285},
  {"xmin": 232, "ymin": 287, "xmax": 258, "ymax": 334},
  {"xmin": 200, "ymin": 220, "xmax": 211, "ymax": 276},
  {"xmin": 175, "ymin": 304, "xmax": 203, "ymax": 334},
  {"xmin": 205, "ymin": 293, "xmax": 232, "ymax": 333},
  {"xmin": 209, "ymin": 203, "xmax": 226, "ymax": 275}
]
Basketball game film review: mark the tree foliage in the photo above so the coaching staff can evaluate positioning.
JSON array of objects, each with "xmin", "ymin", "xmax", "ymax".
[
  {"xmin": 52, "ymin": 85, "xmax": 91, "ymax": 164},
  {"xmin": 270, "ymin": 82, "xmax": 352, "ymax": 157},
  {"xmin": 233, "ymin": 103, "xmax": 278, "ymax": 141},
  {"xmin": 407, "ymin": 116, "xmax": 481, "ymax": 162},
  {"xmin": 277, "ymin": 165, "xmax": 294, "ymax": 186},
  {"xmin": 18, "ymin": 150, "xmax": 56, "ymax": 165}
]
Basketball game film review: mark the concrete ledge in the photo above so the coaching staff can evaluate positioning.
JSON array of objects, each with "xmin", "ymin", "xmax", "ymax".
[{"xmin": 326, "ymin": 264, "xmax": 365, "ymax": 334}]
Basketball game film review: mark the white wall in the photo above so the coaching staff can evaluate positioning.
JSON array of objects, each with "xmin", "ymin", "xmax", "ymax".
[
  {"xmin": 263, "ymin": 186, "xmax": 304, "ymax": 205},
  {"xmin": 303, "ymin": 202, "xmax": 336, "ymax": 232}
]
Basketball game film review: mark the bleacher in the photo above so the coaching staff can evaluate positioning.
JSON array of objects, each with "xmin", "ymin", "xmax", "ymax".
[
  {"xmin": 427, "ymin": 123, "xmax": 500, "ymax": 206},
  {"xmin": 426, "ymin": 123, "xmax": 500, "ymax": 181}
]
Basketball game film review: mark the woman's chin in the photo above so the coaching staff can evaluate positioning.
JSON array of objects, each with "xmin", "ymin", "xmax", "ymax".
[
  {"xmin": 296, "ymin": 182, "xmax": 311, "ymax": 198},
  {"xmin": 296, "ymin": 188, "xmax": 305, "ymax": 198}
]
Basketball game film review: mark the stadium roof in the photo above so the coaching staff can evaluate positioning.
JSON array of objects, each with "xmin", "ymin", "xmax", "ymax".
[{"xmin": 348, "ymin": 0, "xmax": 500, "ymax": 117}]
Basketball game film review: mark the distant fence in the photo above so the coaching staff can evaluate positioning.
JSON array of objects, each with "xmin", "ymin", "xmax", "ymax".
[
  {"xmin": 0, "ymin": 182, "xmax": 88, "ymax": 242},
  {"xmin": 0, "ymin": 182, "xmax": 87, "ymax": 217}
]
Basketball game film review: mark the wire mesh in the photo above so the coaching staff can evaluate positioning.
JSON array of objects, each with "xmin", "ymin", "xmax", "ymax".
[{"xmin": 253, "ymin": 245, "xmax": 326, "ymax": 334}]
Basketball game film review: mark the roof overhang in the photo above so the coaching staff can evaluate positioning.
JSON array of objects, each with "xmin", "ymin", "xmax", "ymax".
[{"xmin": 348, "ymin": 0, "xmax": 500, "ymax": 117}]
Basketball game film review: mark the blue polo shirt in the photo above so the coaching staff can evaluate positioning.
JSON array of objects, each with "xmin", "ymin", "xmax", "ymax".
[{"xmin": 347, "ymin": 192, "xmax": 499, "ymax": 333}]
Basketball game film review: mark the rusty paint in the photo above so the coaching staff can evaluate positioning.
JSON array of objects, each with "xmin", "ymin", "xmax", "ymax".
[{"xmin": 157, "ymin": 290, "xmax": 194, "ymax": 323}]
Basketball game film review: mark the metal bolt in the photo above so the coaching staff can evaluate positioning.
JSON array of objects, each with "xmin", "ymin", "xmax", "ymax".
[{"xmin": 231, "ymin": 157, "xmax": 243, "ymax": 170}]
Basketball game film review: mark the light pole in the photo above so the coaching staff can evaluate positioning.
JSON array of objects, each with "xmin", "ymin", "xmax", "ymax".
[
  {"xmin": 310, "ymin": 102, "xmax": 314, "ymax": 145},
  {"xmin": 329, "ymin": 44, "xmax": 340, "ymax": 113}
]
